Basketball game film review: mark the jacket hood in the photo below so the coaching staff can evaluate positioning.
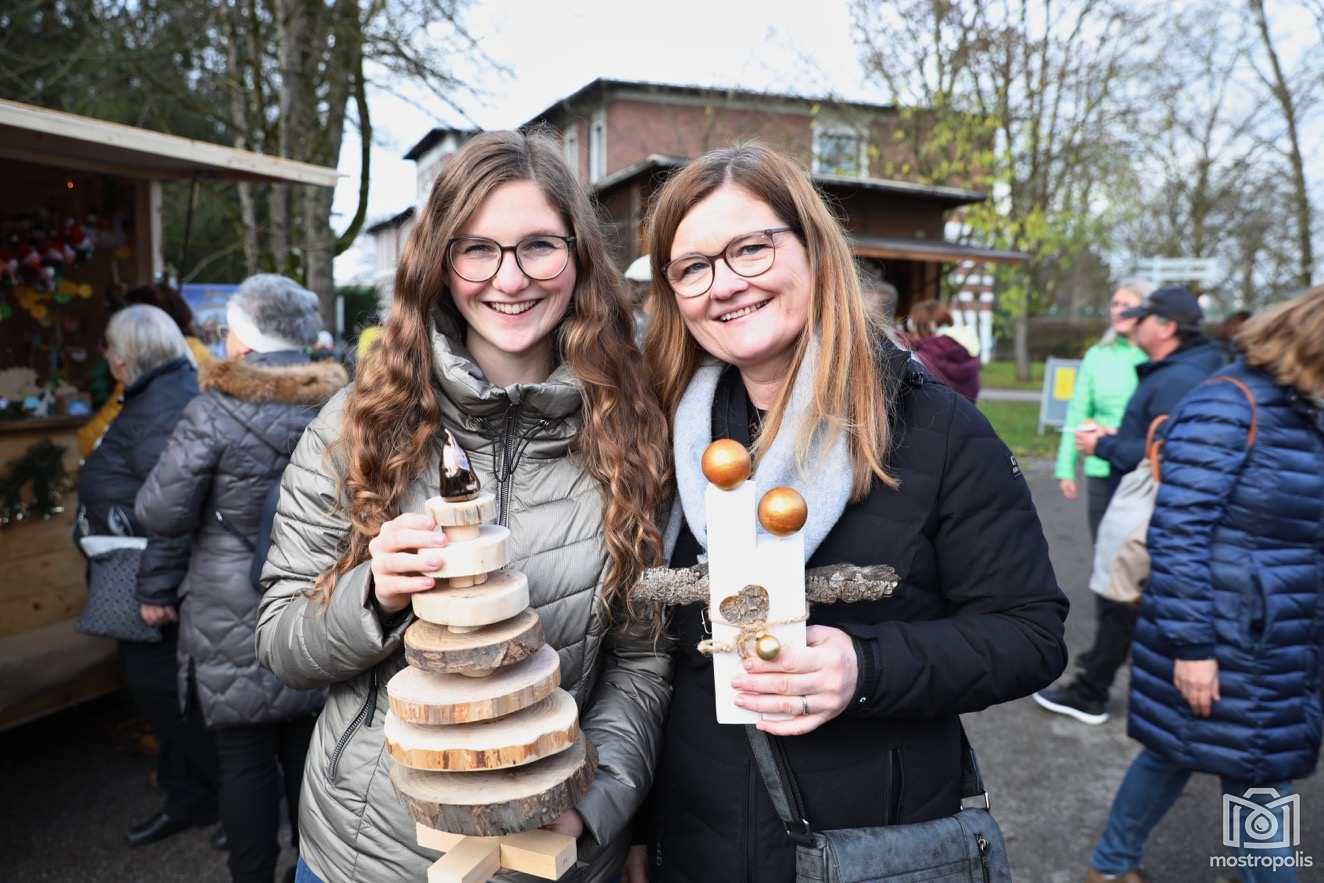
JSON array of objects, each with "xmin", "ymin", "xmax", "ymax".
[
  {"xmin": 938, "ymin": 324, "xmax": 980, "ymax": 358},
  {"xmin": 200, "ymin": 353, "xmax": 348, "ymax": 406},
  {"xmin": 428, "ymin": 309, "xmax": 583, "ymax": 457},
  {"xmin": 124, "ymin": 356, "xmax": 195, "ymax": 401}
]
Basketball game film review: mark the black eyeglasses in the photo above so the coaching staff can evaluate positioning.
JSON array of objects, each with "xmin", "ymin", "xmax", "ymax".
[
  {"xmin": 446, "ymin": 234, "xmax": 576, "ymax": 283},
  {"xmin": 661, "ymin": 227, "xmax": 797, "ymax": 298}
]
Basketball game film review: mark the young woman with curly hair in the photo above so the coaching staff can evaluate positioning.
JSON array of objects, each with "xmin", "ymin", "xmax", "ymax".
[{"xmin": 256, "ymin": 130, "xmax": 671, "ymax": 883}]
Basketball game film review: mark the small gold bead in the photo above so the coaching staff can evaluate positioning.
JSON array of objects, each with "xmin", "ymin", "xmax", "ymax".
[
  {"xmin": 754, "ymin": 633, "xmax": 781, "ymax": 661},
  {"xmin": 758, "ymin": 486, "xmax": 807, "ymax": 536},
  {"xmin": 702, "ymin": 439, "xmax": 752, "ymax": 490}
]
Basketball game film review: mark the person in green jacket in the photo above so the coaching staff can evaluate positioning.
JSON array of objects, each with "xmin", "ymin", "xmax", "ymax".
[
  {"xmin": 1055, "ymin": 281, "xmax": 1152, "ymax": 539},
  {"xmin": 1036, "ymin": 279, "xmax": 1150, "ymax": 728}
]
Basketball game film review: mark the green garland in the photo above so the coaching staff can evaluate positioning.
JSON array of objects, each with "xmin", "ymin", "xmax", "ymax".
[{"xmin": 0, "ymin": 439, "xmax": 72, "ymax": 527}]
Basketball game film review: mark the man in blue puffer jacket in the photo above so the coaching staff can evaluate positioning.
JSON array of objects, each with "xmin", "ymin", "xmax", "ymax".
[{"xmin": 1085, "ymin": 286, "xmax": 1324, "ymax": 883}]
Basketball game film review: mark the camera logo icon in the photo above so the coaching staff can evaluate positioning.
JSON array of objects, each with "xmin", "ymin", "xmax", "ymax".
[{"xmin": 1223, "ymin": 788, "xmax": 1300, "ymax": 850}]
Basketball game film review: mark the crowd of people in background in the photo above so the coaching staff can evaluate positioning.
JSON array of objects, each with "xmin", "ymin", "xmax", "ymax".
[
  {"xmin": 1034, "ymin": 282, "xmax": 1324, "ymax": 883},
  {"xmin": 69, "ymin": 136, "xmax": 1323, "ymax": 883}
]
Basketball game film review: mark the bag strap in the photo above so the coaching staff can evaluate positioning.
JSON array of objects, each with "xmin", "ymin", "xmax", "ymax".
[
  {"xmin": 1148, "ymin": 376, "xmax": 1259, "ymax": 485},
  {"xmin": 1200, "ymin": 376, "xmax": 1259, "ymax": 449},
  {"xmin": 745, "ymin": 723, "xmax": 988, "ymax": 844},
  {"xmin": 745, "ymin": 726, "xmax": 812, "ymax": 844},
  {"xmin": 1145, "ymin": 415, "xmax": 1170, "ymax": 483}
]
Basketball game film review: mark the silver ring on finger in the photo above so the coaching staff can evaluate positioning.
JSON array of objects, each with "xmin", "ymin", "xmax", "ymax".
[{"xmin": 800, "ymin": 695, "xmax": 810, "ymax": 716}]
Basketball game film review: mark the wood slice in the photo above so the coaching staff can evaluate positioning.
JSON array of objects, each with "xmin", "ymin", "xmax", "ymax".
[
  {"xmin": 388, "ymin": 644, "xmax": 560, "ymax": 725},
  {"xmin": 403, "ymin": 611, "xmax": 545, "ymax": 676},
  {"xmin": 392, "ymin": 732, "xmax": 599, "ymax": 836},
  {"xmin": 425, "ymin": 492, "xmax": 498, "ymax": 528},
  {"xmin": 385, "ymin": 690, "xmax": 578, "ymax": 772},
  {"xmin": 411, "ymin": 570, "xmax": 529, "ymax": 627},
  {"xmin": 422, "ymin": 525, "xmax": 510, "ymax": 579}
]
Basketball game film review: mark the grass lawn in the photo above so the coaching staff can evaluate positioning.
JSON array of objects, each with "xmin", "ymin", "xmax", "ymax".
[
  {"xmin": 977, "ymin": 399, "xmax": 1060, "ymax": 462},
  {"xmin": 982, "ymin": 360, "xmax": 1046, "ymax": 391}
]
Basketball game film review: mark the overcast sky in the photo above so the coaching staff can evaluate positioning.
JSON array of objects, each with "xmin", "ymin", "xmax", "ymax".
[
  {"xmin": 331, "ymin": 0, "xmax": 1322, "ymax": 283},
  {"xmin": 332, "ymin": 0, "xmax": 869, "ymax": 280}
]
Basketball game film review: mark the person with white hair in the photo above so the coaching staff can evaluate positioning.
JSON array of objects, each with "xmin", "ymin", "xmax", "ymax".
[
  {"xmin": 136, "ymin": 275, "xmax": 348, "ymax": 883},
  {"xmin": 76, "ymin": 304, "xmax": 222, "ymax": 848}
]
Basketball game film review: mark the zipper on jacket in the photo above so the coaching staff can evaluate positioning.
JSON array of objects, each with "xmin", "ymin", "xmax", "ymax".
[
  {"xmin": 494, "ymin": 410, "xmax": 552, "ymax": 528},
  {"xmin": 493, "ymin": 405, "xmax": 521, "ymax": 526},
  {"xmin": 976, "ymin": 833, "xmax": 991, "ymax": 883},
  {"xmin": 328, "ymin": 668, "xmax": 378, "ymax": 781}
]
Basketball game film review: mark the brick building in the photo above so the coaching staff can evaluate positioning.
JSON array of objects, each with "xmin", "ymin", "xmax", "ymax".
[{"xmin": 367, "ymin": 79, "xmax": 1020, "ymax": 352}]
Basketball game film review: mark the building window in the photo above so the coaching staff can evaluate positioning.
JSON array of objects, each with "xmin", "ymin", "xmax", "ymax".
[
  {"xmin": 813, "ymin": 122, "xmax": 867, "ymax": 176},
  {"xmin": 563, "ymin": 126, "xmax": 579, "ymax": 179},
  {"xmin": 588, "ymin": 109, "xmax": 606, "ymax": 183}
]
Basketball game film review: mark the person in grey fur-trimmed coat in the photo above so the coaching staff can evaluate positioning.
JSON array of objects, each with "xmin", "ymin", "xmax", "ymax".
[{"xmin": 137, "ymin": 275, "xmax": 347, "ymax": 883}]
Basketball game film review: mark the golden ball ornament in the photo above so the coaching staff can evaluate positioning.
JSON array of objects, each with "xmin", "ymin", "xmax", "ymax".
[
  {"xmin": 701, "ymin": 439, "xmax": 752, "ymax": 490},
  {"xmin": 754, "ymin": 633, "xmax": 782, "ymax": 661},
  {"xmin": 758, "ymin": 486, "xmax": 807, "ymax": 536}
]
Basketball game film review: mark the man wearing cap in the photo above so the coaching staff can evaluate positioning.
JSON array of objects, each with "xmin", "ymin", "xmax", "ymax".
[
  {"xmin": 1034, "ymin": 285, "xmax": 1224, "ymax": 726},
  {"xmin": 1080, "ymin": 286, "xmax": 1225, "ymax": 474}
]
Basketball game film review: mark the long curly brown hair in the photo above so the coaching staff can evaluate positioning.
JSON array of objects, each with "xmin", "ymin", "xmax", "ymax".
[{"xmin": 314, "ymin": 130, "xmax": 670, "ymax": 615}]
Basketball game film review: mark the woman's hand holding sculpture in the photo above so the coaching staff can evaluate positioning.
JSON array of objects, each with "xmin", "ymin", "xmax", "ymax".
[
  {"xmin": 732, "ymin": 625, "xmax": 859, "ymax": 736},
  {"xmin": 368, "ymin": 512, "xmax": 449, "ymax": 613}
]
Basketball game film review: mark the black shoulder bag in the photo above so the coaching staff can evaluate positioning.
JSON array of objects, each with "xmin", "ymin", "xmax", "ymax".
[{"xmin": 745, "ymin": 725, "xmax": 1012, "ymax": 882}]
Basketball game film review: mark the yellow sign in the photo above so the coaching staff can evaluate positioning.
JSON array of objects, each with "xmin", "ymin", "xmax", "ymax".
[{"xmin": 1052, "ymin": 367, "xmax": 1077, "ymax": 401}]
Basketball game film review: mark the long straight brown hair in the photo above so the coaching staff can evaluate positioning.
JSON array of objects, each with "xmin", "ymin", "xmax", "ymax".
[
  {"xmin": 644, "ymin": 143, "xmax": 896, "ymax": 498},
  {"xmin": 316, "ymin": 130, "xmax": 670, "ymax": 612}
]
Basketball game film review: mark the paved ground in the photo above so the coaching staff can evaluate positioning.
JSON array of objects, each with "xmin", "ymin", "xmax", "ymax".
[
  {"xmin": 979, "ymin": 387, "xmax": 1042, "ymax": 403},
  {"xmin": 965, "ymin": 459, "xmax": 1322, "ymax": 882},
  {"xmin": 1, "ymin": 459, "xmax": 1318, "ymax": 881}
]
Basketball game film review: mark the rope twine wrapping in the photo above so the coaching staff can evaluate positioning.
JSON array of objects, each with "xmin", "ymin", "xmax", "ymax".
[{"xmin": 697, "ymin": 609, "xmax": 809, "ymax": 659}]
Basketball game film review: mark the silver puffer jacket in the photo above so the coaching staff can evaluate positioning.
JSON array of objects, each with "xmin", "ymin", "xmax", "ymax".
[
  {"xmin": 256, "ymin": 323, "xmax": 671, "ymax": 882},
  {"xmin": 137, "ymin": 351, "xmax": 347, "ymax": 728}
]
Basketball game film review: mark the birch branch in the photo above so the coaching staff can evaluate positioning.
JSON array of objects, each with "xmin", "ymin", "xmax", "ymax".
[{"xmin": 634, "ymin": 562, "xmax": 901, "ymax": 607}]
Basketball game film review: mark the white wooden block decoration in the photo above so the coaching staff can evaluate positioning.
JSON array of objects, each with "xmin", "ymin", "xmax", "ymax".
[
  {"xmin": 701, "ymin": 441, "xmax": 809, "ymax": 726},
  {"xmin": 705, "ymin": 480, "xmax": 760, "ymax": 725},
  {"xmin": 754, "ymin": 532, "xmax": 806, "ymax": 722}
]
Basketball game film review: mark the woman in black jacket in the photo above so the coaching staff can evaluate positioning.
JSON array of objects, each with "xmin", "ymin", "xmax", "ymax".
[
  {"xmin": 76, "ymin": 304, "xmax": 219, "ymax": 847},
  {"xmin": 637, "ymin": 144, "xmax": 1068, "ymax": 881}
]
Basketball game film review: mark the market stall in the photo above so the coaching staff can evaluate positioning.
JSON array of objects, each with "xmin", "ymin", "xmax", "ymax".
[{"xmin": 0, "ymin": 99, "xmax": 338, "ymax": 729}]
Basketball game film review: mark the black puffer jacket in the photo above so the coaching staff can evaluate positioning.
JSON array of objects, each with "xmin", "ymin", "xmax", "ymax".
[
  {"xmin": 136, "ymin": 351, "xmax": 347, "ymax": 727},
  {"xmin": 77, "ymin": 356, "xmax": 199, "ymax": 606},
  {"xmin": 650, "ymin": 344, "xmax": 1068, "ymax": 882}
]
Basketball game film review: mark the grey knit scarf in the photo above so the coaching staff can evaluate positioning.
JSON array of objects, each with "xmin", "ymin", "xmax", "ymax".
[{"xmin": 663, "ymin": 338, "xmax": 853, "ymax": 563}]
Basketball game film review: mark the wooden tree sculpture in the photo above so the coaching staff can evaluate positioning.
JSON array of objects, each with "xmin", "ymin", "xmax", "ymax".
[{"xmin": 386, "ymin": 430, "xmax": 596, "ymax": 883}]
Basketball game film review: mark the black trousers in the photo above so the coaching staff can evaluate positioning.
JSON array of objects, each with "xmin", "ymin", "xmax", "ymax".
[
  {"xmin": 213, "ymin": 715, "xmax": 317, "ymax": 883},
  {"xmin": 118, "ymin": 626, "xmax": 219, "ymax": 820},
  {"xmin": 1086, "ymin": 473, "xmax": 1122, "ymax": 543},
  {"xmin": 1076, "ymin": 471, "xmax": 1137, "ymax": 702}
]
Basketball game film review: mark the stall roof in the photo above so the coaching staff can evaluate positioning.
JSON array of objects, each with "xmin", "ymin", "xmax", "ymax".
[
  {"xmin": 0, "ymin": 99, "xmax": 340, "ymax": 187},
  {"xmin": 850, "ymin": 234, "xmax": 1026, "ymax": 265},
  {"xmin": 592, "ymin": 154, "xmax": 987, "ymax": 208}
]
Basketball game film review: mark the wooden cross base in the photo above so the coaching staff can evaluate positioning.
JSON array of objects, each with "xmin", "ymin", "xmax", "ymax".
[{"xmin": 417, "ymin": 824, "xmax": 576, "ymax": 882}]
